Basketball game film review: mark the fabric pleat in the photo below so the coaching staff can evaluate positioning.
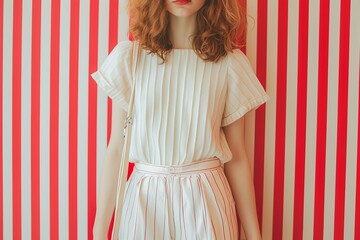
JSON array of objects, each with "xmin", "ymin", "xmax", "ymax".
[
  {"xmin": 91, "ymin": 42, "xmax": 270, "ymax": 237},
  {"xmin": 91, "ymin": 40, "xmax": 270, "ymax": 165},
  {"xmin": 119, "ymin": 159, "xmax": 239, "ymax": 240}
]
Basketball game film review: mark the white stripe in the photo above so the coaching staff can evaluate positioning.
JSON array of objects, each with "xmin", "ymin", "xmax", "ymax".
[
  {"xmin": 344, "ymin": 1, "xmax": 360, "ymax": 239},
  {"xmin": 246, "ymin": 0, "xmax": 257, "ymax": 67},
  {"xmin": 118, "ymin": 0, "xmax": 129, "ymax": 41},
  {"xmin": 244, "ymin": 0, "xmax": 257, "ymax": 178},
  {"xmin": 78, "ymin": 0, "xmax": 91, "ymax": 239},
  {"xmin": 3, "ymin": 0, "xmax": 14, "ymax": 239},
  {"xmin": 40, "ymin": 0, "xmax": 51, "ymax": 238},
  {"xmin": 323, "ymin": 0, "xmax": 341, "ymax": 238},
  {"xmin": 303, "ymin": 0, "xmax": 320, "ymax": 238},
  {"xmin": 262, "ymin": 0, "xmax": 278, "ymax": 239},
  {"xmin": 21, "ymin": 1, "xmax": 32, "ymax": 238},
  {"xmin": 59, "ymin": 0, "xmax": 70, "ymax": 238},
  {"xmin": 282, "ymin": 0, "xmax": 298, "ymax": 238},
  {"xmin": 96, "ymin": 0, "xmax": 110, "ymax": 190}
]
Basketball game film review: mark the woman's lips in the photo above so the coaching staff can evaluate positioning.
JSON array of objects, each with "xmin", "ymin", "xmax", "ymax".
[{"xmin": 172, "ymin": 0, "xmax": 191, "ymax": 5}]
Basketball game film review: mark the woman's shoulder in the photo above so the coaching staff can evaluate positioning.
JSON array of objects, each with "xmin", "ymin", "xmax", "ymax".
[
  {"xmin": 227, "ymin": 48, "xmax": 248, "ymax": 62},
  {"xmin": 104, "ymin": 40, "xmax": 135, "ymax": 66},
  {"xmin": 113, "ymin": 40, "xmax": 134, "ymax": 54},
  {"xmin": 225, "ymin": 48, "xmax": 254, "ymax": 70},
  {"xmin": 98, "ymin": 40, "xmax": 134, "ymax": 72}
]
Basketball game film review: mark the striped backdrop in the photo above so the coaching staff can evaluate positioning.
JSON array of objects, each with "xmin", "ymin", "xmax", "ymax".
[{"xmin": 2, "ymin": 0, "xmax": 360, "ymax": 239}]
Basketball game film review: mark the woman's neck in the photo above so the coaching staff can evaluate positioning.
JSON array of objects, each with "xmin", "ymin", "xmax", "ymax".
[{"xmin": 168, "ymin": 14, "xmax": 197, "ymax": 49}]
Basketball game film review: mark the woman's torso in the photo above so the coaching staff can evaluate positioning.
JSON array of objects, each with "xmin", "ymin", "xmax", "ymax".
[{"xmin": 129, "ymin": 45, "xmax": 232, "ymax": 165}]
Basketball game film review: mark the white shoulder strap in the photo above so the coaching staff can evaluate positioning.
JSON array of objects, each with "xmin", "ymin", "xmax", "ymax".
[
  {"xmin": 128, "ymin": 41, "xmax": 139, "ymax": 115},
  {"xmin": 111, "ymin": 40, "xmax": 139, "ymax": 240}
]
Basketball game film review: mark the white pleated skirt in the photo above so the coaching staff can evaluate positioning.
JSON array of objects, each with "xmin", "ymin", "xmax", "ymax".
[{"xmin": 119, "ymin": 158, "xmax": 239, "ymax": 240}]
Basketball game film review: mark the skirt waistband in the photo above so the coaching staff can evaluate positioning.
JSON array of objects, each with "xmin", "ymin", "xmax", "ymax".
[{"xmin": 134, "ymin": 157, "xmax": 221, "ymax": 175}]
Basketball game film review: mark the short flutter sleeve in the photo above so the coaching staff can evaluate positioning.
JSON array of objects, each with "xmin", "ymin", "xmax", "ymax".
[
  {"xmin": 91, "ymin": 40, "xmax": 133, "ymax": 112},
  {"xmin": 221, "ymin": 49, "xmax": 270, "ymax": 127}
]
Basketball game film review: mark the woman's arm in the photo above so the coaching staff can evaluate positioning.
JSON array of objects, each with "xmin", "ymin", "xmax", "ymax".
[
  {"xmin": 223, "ymin": 116, "xmax": 262, "ymax": 240},
  {"xmin": 93, "ymin": 102, "xmax": 127, "ymax": 239}
]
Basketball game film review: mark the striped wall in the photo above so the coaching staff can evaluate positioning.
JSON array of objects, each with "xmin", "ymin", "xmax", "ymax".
[{"xmin": 2, "ymin": 0, "xmax": 360, "ymax": 239}]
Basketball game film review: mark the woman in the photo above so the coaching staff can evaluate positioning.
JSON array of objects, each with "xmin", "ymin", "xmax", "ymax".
[{"xmin": 91, "ymin": 0, "xmax": 270, "ymax": 239}]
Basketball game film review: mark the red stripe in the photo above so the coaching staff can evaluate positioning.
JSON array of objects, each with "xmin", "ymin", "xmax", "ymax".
[
  {"xmin": 107, "ymin": 0, "xmax": 119, "ymax": 144},
  {"xmin": 313, "ymin": 0, "xmax": 330, "ymax": 238},
  {"xmin": 50, "ymin": 0, "xmax": 60, "ymax": 239},
  {"xmin": 31, "ymin": 0, "xmax": 41, "ymax": 239},
  {"xmin": 106, "ymin": 1, "xmax": 119, "ymax": 238},
  {"xmin": 0, "ymin": 0, "xmax": 3, "ymax": 238},
  {"xmin": 334, "ymin": 0, "xmax": 350, "ymax": 238},
  {"xmin": 69, "ymin": 0, "xmax": 79, "ymax": 239},
  {"xmin": 88, "ymin": 0, "xmax": 99, "ymax": 239},
  {"xmin": 12, "ymin": 0, "xmax": 22, "ymax": 239},
  {"xmin": 292, "ymin": 1, "xmax": 309, "ymax": 239},
  {"xmin": 355, "ymin": 63, "xmax": 360, "ymax": 240},
  {"xmin": 254, "ymin": 0, "xmax": 267, "ymax": 234},
  {"xmin": 0, "ymin": 0, "xmax": 4, "ymax": 239},
  {"xmin": 272, "ymin": 0, "xmax": 288, "ymax": 239}
]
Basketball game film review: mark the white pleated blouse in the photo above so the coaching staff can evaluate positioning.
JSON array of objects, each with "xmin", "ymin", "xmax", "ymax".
[{"xmin": 91, "ymin": 41, "xmax": 270, "ymax": 165}]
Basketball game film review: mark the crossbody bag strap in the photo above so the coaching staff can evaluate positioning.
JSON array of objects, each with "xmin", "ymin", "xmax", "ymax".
[
  {"xmin": 111, "ymin": 41, "xmax": 140, "ymax": 240},
  {"xmin": 128, "ymin": 41, "xmax": 139, "ymax": 117}
]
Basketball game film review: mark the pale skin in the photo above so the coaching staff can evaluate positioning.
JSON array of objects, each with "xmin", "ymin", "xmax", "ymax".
[
  {"xmin": 93, "ymin": 103, "xmax": 127, "ymax": 239},
  {"xmin": 93, "ymin": 1, "xmax": 261, "ymax": 239},
  {"xmin": 223, "ymin": 118, "xmax": 262, "ymax": 240}
]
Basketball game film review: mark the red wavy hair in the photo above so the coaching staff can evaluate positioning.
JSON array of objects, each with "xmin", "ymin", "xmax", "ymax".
[{"xmin": 129, "ymin": 0, "xmax": 247, "ymax": 62}]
